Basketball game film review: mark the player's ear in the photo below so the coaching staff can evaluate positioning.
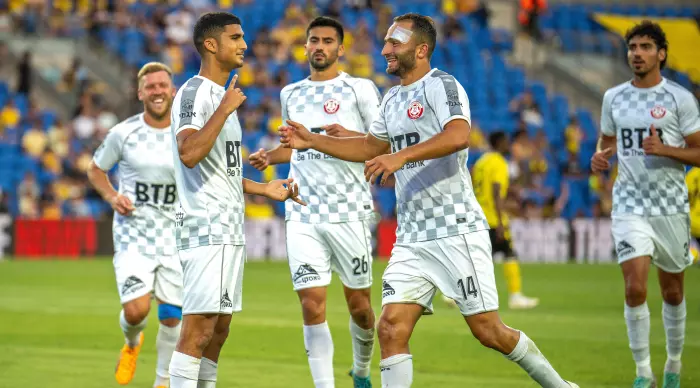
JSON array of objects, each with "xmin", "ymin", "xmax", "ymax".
[
  {"xmin": 416, "ymin": 43, "xmax": 429, "ymax": 60},
  {"xmin": 338, "ymin": 44, "xmax": 345, "ymax": 58},
  {"xmin": 137, "ymin": 85, "xmax": 144, "ymax": 102},
  {"xmin": 658, "ymin": 47, "xmax": 667, "ymax": 62},
  {"xmin": 203, "ymin": 37, "xmax": 217, "ymax": 54}
]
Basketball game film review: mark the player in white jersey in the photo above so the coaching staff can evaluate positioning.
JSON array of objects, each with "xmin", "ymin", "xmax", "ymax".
[
  {"xmin": 281, "ymin": 13, "xmax": 577, "ymax": 388},
  {"xmin": 591, "ymin": 21, "xmax": 700, "ymax": 388},
  {"xmin": 166, "ymin": 12, "xmax": 305, "ymax": 388},
  {"xmin": 249, "ymin": 17, "xmax": 379, "ymax": 388},
  {"xmin": 88, "ymin": 62, "xmax": 182, "ymax": 388}
]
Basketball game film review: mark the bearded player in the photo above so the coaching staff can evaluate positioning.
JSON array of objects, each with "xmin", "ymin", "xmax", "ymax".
[{"xmin": 88, "ymin": 62, "xmax": 182, "ymax": 388}]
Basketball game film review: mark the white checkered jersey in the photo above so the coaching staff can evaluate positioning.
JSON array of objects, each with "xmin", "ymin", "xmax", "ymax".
[
  {"xmin": 281, "ymin": 72, "xmax": 380, "ymax": 223},
  {"xmin": 170, "ymin": 76, "xmax": 245, "ymax": 250},
  {"xmin": 601, "ymin": 78, "xmax": 700, "ymax": 217},
  {"xmin": 369, "ymin": 68, "xmax": 489, "ymax": 244},
  {"xmin": 93, "ymin": 113, "xmax": 177, "ymax": 256}
]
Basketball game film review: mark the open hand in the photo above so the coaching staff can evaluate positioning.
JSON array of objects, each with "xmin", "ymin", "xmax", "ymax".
[
  {"xmin": 248, "ymin": 148, "xmax": 270, "ymax": 171},
  {"xmin": 264, "ymin": 178, "xmax": 307, "ymax": 205},
  {"xmin": 364, "ymin": 153, "xmax": 407, "ymax": 185},
  {"xmin": 591, "ymin": 147, "xmax": 614, "ymax": 173},
  {"xmin": 279, "ymin": 120, "xmax": 314, "ymax": 150}
]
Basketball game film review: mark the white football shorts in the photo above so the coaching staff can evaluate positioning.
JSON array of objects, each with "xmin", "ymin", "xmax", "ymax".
[
  {"xmin": 114, "ymin": 250, "xmax": 183, "ymax": 306},
  {"xmin": 177, "ymin": 244, "xmax": 245, "ymax": 315},
  {"xmin": 382, "ymin": 230, "xmax": 499, "ymax": 316},
  {"xmin": 612, "ymin": 213, "xmax": 693, "ymax": 273},
  {"xmin": 286, "ymin": 220, "xmax": 373, "ymax": 291}
]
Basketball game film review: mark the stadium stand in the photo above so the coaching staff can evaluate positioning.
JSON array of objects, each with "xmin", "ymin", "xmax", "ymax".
[{"xmin": 0, "ymin": 0, "xmax": 696, "ymax": 225}]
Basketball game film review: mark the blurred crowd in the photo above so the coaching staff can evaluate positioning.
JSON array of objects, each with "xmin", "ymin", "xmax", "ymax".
[{"xmin": 0, "ymin": 0, "xmax": 631, "ymax": 224}]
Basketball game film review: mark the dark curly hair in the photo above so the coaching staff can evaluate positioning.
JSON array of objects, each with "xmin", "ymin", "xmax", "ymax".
[{"xmin": 625, "ymin": 20, "xmax": 668, "ymax": 69}]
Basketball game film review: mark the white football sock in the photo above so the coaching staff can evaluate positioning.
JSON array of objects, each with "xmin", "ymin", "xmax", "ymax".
[
  {"xmin": 197, "ymin": 357, "xmax": 218, "ymax": 388},
  {"xmin": 505, "ymin": 331, "xmax": 569, "ymax": 387},
  {"xmin": 663, "ymin": 299, "xmax": 686, "ymax": 374},
  {"xmin": 154, "ymin": 321, "xmax": 181, "ymax": 387},
  {"xmin": 625, "ymin": 302, "xmax": 653, "ymax": 378},
  {"xmin": 379, "ymin": 354, "xmax": 412, "ymax": 388},
  {"xmin": 304, "ymin": 321, "xmax": 335, "ymax": 388},
  {"xmin": 169, "ymin": 351, "xmax": 200, "ymax": 388},
  {"xmin": 119, "ymin": 309, "xmax": 147, "ymax": 348},
  {"xmin": 350, "ymin": 317, "xmax": 375, "ymax": 378}
]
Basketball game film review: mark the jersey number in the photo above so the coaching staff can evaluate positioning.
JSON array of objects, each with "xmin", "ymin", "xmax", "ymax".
[
  {"xmin": 352, "ymin": 255, "xmax": 369, "ymax": 275},
  {"xmin": 457, "ymin": 276, "xmax": 478, "ymax": 299},
  {"xmin": 620, "ymin": 127, "xmax": 665, "ymax": 150},
  {"xmin": 135, "ymin": 182, "xmax": 176, "ymax": 204}
]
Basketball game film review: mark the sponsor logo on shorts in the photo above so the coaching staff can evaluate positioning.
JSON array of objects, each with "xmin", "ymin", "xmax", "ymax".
[
  {"xmin": 121, "ymin": 276, "xmax": 146, "ymax": 296},
  {"xmin": 616, "ymin": 240, "xmax": 636, "ymax": 257},
  {"xmin": 220, "ymin": 289, "xmax": 233, "ymax": 309},
  {"xmin": 293, "ymin": 264, "xmax": 321, "ymax": 285},
  {"xmin": 382, "ymin": 281, "xmax": 395, "ymax": 298}
]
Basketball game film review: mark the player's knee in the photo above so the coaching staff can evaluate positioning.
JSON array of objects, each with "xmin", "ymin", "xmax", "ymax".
[
  {"xmin": 347, "ymin": 294, "xmax": 374, "ymax": 328},
  {"xmin": 300, "ymin": 294, "xmax": 326, "ymax": 322},
  {"xmin": 377, "ymin": 313, "xmax": 408, "ymax": 346},
  {"xmin": 624, "ymin": 281, "xmax": 647, "ymax": 305},
  {"xmin": 158, "ymin": 304, "xmax": 182, "ymax": 326},
  {"xmin": 123, "ymin": 303, "xmax": 149, "ymax": 325},
  {"xmin": 661, "ymin": 287, "xmax": 683, "ymax": 305}
]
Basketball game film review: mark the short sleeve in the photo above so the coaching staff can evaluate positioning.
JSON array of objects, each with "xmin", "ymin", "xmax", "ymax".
[
  {"xmin": 368, "ymin": 94, "xmax": 390, "ymax": 142},
  {"xmin": 93, "ymin": 127, "xmax": 123, "ymax": 171},
  {"xmin": 173, "ymin": 81, "xmax": 211, "ymax": 135},
  {"xmin": 678, "ymin": 92, "xmax": 700, "ymax": 137},
  {"xmin": 426, "ymin": 72, "xmax": 471, "ymax": 129},
  {"xmin": 280, "ymin": 87, "xmax": 291, "ymax": 122},
  {"xmin": 356, "ymin": 80, "xmax": 382, "ymax": 132},
  {"xmin": 600, "ymin": 89, "xmax": 616, "ymax": 137}
]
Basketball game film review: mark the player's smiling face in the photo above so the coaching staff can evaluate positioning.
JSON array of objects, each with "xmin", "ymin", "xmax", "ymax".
[
  {"xmin": 626, "ymin": 35, "xmax": 665, "ymax": 77},
  {"xmin": 138, "ymin": 70, "xmax": 175, "ymax": 121},
  {"xmin": 381, "ymin": 21, "xmax": 417, "ymax": 77},
  {"xmin": 216, "ymin": 23, "xmax": 247, "ymax": 70},
  {"xmin": 305, "ymin": 26, "xmax": 343, "ymax": 71}
]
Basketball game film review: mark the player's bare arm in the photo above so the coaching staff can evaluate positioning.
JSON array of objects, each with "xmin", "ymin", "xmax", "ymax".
[
  {"xmin": 242, "ymin": 178, "xmax": 307, "ymax": 205},
  {"xmin": 87, "ymin": 161, "xmax": 134, "ymax": 216},
  {"xmin": 177, "ymin": 75, "xmax": 246, "ymax": 168},
  {"xmin": 365, "ymin": 118, "xmax": 470, "ymax": 184},
  {"xmin": 492, "ymin": 182, "xmax": 505, "ymax": 239},
  {"xmin": 643, "ymin": 125, "xmax": 700, "ymax": 166},
  {"xmin": 591, "ymin": 134, "xmax": 616, "ymax": 172},
  {"xmin": 280, "ymin": 119, "xmax": 389, "ymax": 162},
  {"xmin": 248, "ymin": 144, "xmax": 292, "ymax": 171}
]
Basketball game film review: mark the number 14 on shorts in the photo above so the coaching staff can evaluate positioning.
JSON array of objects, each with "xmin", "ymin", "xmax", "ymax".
[{"xmin": 457, "ymin": 276, "xmax": 478, "ymax": 299}]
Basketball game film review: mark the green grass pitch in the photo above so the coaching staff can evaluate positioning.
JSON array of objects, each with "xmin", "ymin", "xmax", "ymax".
[{"xmin": 0, "ymin": 259, "xmax": 698, "ymax": 387}]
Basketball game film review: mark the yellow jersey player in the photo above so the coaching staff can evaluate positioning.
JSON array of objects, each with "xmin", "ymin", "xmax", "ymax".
[
  {"xmin": 686, "ymin": 167, "xmax": 700, "ymax": 264},
  {"xmin": 473, "ymin": 131, "xmax": 539, "ymax": 309}
]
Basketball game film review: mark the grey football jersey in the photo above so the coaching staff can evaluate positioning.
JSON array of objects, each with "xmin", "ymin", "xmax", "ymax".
[
  {"xmin": 601, "ymin": 78, "xmax": 700, "ymax": 217},
  {"xmin": 281, "ymin": 72, "xmax": 380, "ymax": 223},
  {"xmin": 369, "ymin": 68, "xmax": 488, "ymax": 244},
  {"xmin": 171, "ymin": 76, "xmax": 245, "ymax": 250},
  {"xmin": 93, "ymin": 113, "xmax": 177, "ymax": 256}
]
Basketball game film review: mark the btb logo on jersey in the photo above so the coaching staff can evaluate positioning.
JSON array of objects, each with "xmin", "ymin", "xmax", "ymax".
[
  {"xmin": 180, "ymin": 99, "xmax": 195, "ymax": 119},
  {"xmin": 323, "ymin": 98, "xmax": 340, "ymax": 114},
  {"xmin": 407, "ymin": 101, "xmax": 424, "ymax": 120},
  {"xmin": 650, "ymin": 105, "xmax": 666, "ymax": 119}
]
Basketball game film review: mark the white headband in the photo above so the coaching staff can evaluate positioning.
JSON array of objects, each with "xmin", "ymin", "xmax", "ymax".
[{"xmin": 388, "ymin": 25, "xmax": 413, "ymax": 44}]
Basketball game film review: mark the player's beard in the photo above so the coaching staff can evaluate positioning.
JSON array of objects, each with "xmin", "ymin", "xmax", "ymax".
[
  {"xmin": 144, "ymin": 98, "xmax": 172, "ymax": 121},
  {"xmin": 309, "ymin": 50, "xmax": 338, "ymax": 71},
  {"xmin": 629, "ymin": 57, "xmax": 656, "ymax": 78},
  {"xmin": 386, "ymin": 51, "xmax": 416, "ymax": 77}
]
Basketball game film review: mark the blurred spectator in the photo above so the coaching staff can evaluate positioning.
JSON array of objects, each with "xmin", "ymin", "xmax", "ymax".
[
  {"xmin": 21, "ymin": 119, "xmax": 48, "ymax": 158},
  {"xmin": 18, "ymin": 172, "xmax": 40, "ymax": 200},
  {"xmin": 46, "ymin": 119, "xmax": 70, "ymax": 158},
  {"xmin": 0, "ymin": 6, "xmax": 13, "ymax": 33},
  {"xmin": 0, "ymin": 100, "xmax": 21, "ymax": 130},
  {"xmin": 518, "ymin": 0, "xmax": 547, "ymax": 41},
  {"xmin": 565, "ymin": 116, "xmax": 584, "ymax": 156},
  {"xmin": 16, "ymin": 51, "xmax": 32, "ymax": 95},
  {"xmin": 165, "ymin": 6, "xmax": 195, "ymax": 45}
]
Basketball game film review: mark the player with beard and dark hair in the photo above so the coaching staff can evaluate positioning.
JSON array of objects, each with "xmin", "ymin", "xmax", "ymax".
[
  {"xmin": 591, "ymin": 20, "xmax": 700, "ymax": 388},
  {"xmin": 249, "ymin": 16, "xmax": 381, "ymax": 388},
  {"xmin": 88, "ymin": 62, "xmax": 183, "ymax": 388},
  {"xmin": 280, "ymin": 12, "xmax": 577, "ymax": 388}
]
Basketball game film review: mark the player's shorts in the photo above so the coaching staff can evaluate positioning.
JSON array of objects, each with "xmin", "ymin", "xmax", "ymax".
[
  {"xmin": 177, "ymin": 244, "xmax": 245, "ymax": 315},
  {"xmin": 114, "ymin": 250, "xmax": 183, "ymax": 306},
  {"xmin": 612, "ymin": 213, "xmax": 693, "ymax": 273},
  {"xmin": 488, "ymin": 228, "xmax": 516, "ymax": 259},
  {"xmin": 382, "ymin": 230, "xmax": 499, "ymax": 316},
  {"xmin": 286, "ymin": 220, "xmax": 373, "ymax": 291}
]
